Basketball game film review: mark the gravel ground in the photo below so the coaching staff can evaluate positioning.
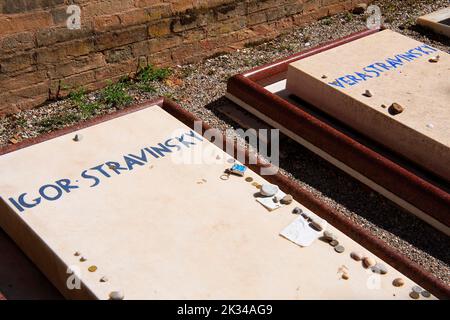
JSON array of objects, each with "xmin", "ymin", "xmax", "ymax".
[{"xmin": 1, "ymin": 0, "xmax": 449, "ymax": 285}]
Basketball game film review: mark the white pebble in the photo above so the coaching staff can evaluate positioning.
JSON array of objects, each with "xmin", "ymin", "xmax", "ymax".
[
  {"xmin": 260, "ymin": 184, "xmax": 279, "ymax": 197},
  {"xmin": 109, "ymin": 291, "xmax": 124, "ymax": 300}
]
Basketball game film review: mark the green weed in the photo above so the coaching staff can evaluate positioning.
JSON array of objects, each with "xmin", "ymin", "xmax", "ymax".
[
  {"xmin": 136, "ymin": 64, "xmax": 171, "ymax": 83},
  {"xmin": 101, "ymin": 81, "xmax": 133, "ymax": 107}
]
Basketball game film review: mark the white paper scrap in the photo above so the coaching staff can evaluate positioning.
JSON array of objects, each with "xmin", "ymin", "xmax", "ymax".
[
  {"xmin": 256, "ymin": 190, "xmax": 286, "ymax": 211},
  {"xmin": 280, "ymin": 216, "xmax": 324, "ymax": 247}
]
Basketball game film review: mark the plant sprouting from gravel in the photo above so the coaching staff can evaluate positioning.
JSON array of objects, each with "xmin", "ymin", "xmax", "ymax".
[
  {"xmin": 136, "ymin": 64, "xmax": 171, "ymax": 83},
  {"xmin": 69, "ymin": 87, "xmax": 103, "ymax": 117},
  {"xmin": 101, "ymin": 80, "xmax": 133, "ymax": 107},
  {"xmin": 37, "ymin": 113, "xmax": 81, "ymax": 133}
]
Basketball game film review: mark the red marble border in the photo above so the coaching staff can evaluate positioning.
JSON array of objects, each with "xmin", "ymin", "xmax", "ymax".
[
  {"xmin": 0, "ymin": 97, "xmax": 449, "ymax": 299},
  {"xmin": 227, "ymin": 29, "xmax": 450, "ymax": 229}
]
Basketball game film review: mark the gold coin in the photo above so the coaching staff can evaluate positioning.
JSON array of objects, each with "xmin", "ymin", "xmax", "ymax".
[
  {"xmin": 251, "ymin": 182, "xmax": 261, "ymax": 189},
  {"xmin": 88, "ymin": 265, "xmax": 98, "ymax": 272}
]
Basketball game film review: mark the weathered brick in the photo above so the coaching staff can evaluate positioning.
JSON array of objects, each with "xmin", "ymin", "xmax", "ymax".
[
  {"xmin": 148, "ymin": 19, "xmax": 172, "ymax": 37},
  {"xmin": 1, "ymin": 0, "xmax": 65, "ymax": 14},
  {"xmin": 95, "ymin": 25, "xmax": 148, "ymax": 51},
  {"xmin": 0, "ymin": 70, "xmax": 48, "ymax": 91},
  {"xmin": 0, "ymin": 52, "xmax": 35, "ymax": 73},
  {"xmin": 105, "ymin": 46, "xmax": 133, "ymax": 63},
  {"xmin": 36, "ymin": 26, "xmax": 94, "ymax": 47},
  {"xmin": 47, "ymin": 53, "xmax": 106, "ymax": 79},
  {"xmin": 36, "ymin": 39, "xmax": 94, "ymax": 64},
  {"xmin": 0, "ymin": 11, "xmax": 53, "ymax": 36},
  {"xmin": 0, "ymin": 0, "xmax": 366, "ymax": 115},
  {"xmin": 0, "ymin": 32, "xmax": 35, "ymax": 54}
]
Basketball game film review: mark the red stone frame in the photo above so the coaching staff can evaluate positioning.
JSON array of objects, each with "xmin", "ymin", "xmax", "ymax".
[
  {"xmin": 227, "ymin": 29, "xmax": 450, "ymax": 232},
  {"xmin": 0, "ymin": 97, "xmax": 449, "ymax": 299}
]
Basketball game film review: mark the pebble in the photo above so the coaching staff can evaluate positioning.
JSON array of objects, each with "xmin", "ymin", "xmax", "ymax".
[
  {"xmin": 280, "ymin": 194, "xmax": 293, "ymax": 205},
  {"xmin": 363, "ymin": 257, "xmax": 376, "ymax": 268},
  {"xmin": 321, "ymin": 75, "xmax": 327, "ymax": 79},
  {"xmin": 260, "ymin": 184, "xmax": 279, "ymax": 197},
  {"xmin": 362, "ymin": 90, "xmax": 372, "ymax": 97},
  {"xmin": 350, "ymin": 251, "xmax": 363, "ymax": 261},
  {"xmin": 421, "ymin": 290, "xmax": 431, "ymax": 298},
  {"xmin": 388, "ymin": 103, "xmax": 404, "ymax": 115},
  {"xmin": 73, "ymin": 134, "xmax": 82, "ymax": 142},
  {"xmin": 100, "ymin": 276, "xmax": 109, "ymax": 283},
  {"xmin": 329, "ymin": 240, "xmax": 339, "ymax": 247},
  {"xmin": 428, "ymin": 55, "xmax": 440, "ymax": 63},
  {"xmin": 334, "ymin": 245, "xmax": 345, "ymax": 253},
  {"xmin": 412, "ymin": 285, "xmax": 423, "ymax": 294},
  {"xmin": 79, "ymin": 256, "xmax": 87, "ymax": 262},
  {"xmin": 109, "ymin": 291, "xmax": 125, "ymax": 300},
  {"xmin": 353, "ymin": 3, "xmax": 368, "ymax": 14},
  {"xmin": 310, "ymin": 220, "xmax": 325, "ymax": 231},
  {"xmin": 371, "ymin": 263, "xmax": 388, "ymax": 275},
  {"xmin": 245, "ymin": 177, "xmax": 253, "ymax": 182},
  {"xmin": 392, "ymin": 278, "xmax": 405, "ymax": 287},
  {"xmin": 342, "ymin": 272, "xmax": 350, "ymax": 280},
  {"xmin": 74, "ymin": 251, "xmax": 81, "ymax": 256},
  {"xmin": 292, "ymin": 207, "xmax": 303, "ymax": 215},
  {"xmin": 323, "ymin": 231, "xmax": 336, "ymax": 241},
  {"xmin": 409, "ymin": 291, "xmax": 420, "ymax": 300}
]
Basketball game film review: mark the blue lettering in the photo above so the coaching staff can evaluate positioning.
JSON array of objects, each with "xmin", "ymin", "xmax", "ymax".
[
  {"xmin": 128, "ymin": 149, "xmax": 148, "ymax": 163},
  {"xmin": 346, "ymin": 75, "xmax": 361, "ymax": 85},
  {"xmin": 355, "ymin": 72, "xmax": 372, "ymax": 81},
  {"xmin": 150, "ymin": 143, "xmax": 172, "ymax": 157},
  {"xmin": 165, "ymin": 138, "xmax": 181, "ymax": 151},
  {"xmin": 39, "ymin": 184, "xmax": 63, "ymax": 201},
  {"xmin": 176, "ymin": 134, "xmax": 196, "ymax": 148},
  {"xmin": 144, "ymin": 147, "xmax": 160, "ymax": 159},
  {"xmin": 55, "ymin": 179, "xmax": 79, "ymax": 193},
  {"xmin": 328, "ymin": 79, "xmax": 345, "ymax": 88},
  {"xmin": 123, "ymin": 155, "xmax": 144, "ymax": 170},
  {"xmin": 91, "ymin": 164, "xmax": 111, "ymax": 178},
  {"xmin": 363, "ymin": 67, "xmax": 380, "ymax": 78},
  {"xmin": 375, "ymin": 62, "xmax": 392, "ymax": 71},
  {"xmin": 9, "ymin": 194, "xmax": 41, "ymax": 212},
  {"xmin": 414, "ymin": 45, "xmax": 432, "ymax": 55},
  {"xmin": 366, "ymin": 64, "xmax": 384, "ymax": 72},
  {"xmin": 106, "ymin": 161, "xmax": 127, "ymax": 175},
  {"xmin": 386, "ymin": 57, "xmax": 403, "ymax": 68},
  {"xmin": 186, "ymin": 130, "xmax": 203, "ymax": 142},
  {"xmin": 81, "ymin": 170, "xmax": 101, "ymax": 188},
  {"xmin": 408, "ymin": 48, "xmax": 422, "ymax": 57},
  {"xmin": 421, "ymin": 44, "xmax": 437, "ymax": 53}
]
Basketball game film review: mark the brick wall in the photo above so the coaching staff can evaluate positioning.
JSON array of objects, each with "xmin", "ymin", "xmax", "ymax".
[{"xmin": 0, "ymin": 0, "xmax": 371, "ymax": 115}]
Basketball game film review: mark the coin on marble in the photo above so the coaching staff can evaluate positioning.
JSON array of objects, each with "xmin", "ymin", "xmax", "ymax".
[
  {"xmin": 88, "ymin": 265, "xmax": 98, "ymax": 272},
  {"xmin": 412, "ymin": 285, "xmax": 423, "ymax": 294},
  {"xmin": 409, "ymin": 291, "xmax": 420, "ymax": 300}
]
